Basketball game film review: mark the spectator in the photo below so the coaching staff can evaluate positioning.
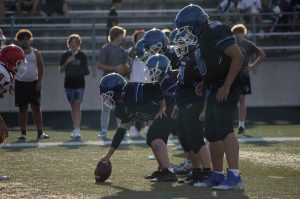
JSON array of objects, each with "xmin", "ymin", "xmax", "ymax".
[
  {"xmin": 0, "ymin": 28, "xmax": 6, "ymax": 48},
  {"xmin": 126, "ymin": 29, "xmax": 147, "ymax": 137},
  {"xmin": 270, "ymin": 0, "xmax": 292, "ymax": 32},
  {"xmin": 59, "ymin": 34, "xmax": 89, "ymax": 139},
  {"xmin": 0, "ymin": 0, "xmax": 5, "ymax": 19},
  {"xmin": 217, "ymin": 0, "xmax": 239, "ymax": 24},
  {"xmin": 40, "ymin": 0, "xmax": 68, "ymax": 17},
  {"xmin": 15, "ymin": 29, "xmax": 49, "ymax": 140},
  {"xmin": 237, "ymin": 0, "xmax": 263, "ymax": 25},
  {"xmin": 15, "ymin": 0, "xmax": 40, "ymax": 16},
  {"xmin": 0, "ymin": 44, "xmax": 26, "ymax": 181},
  {"xmin": 97, "ymin": 26, "xmax": 129, "ymax": 139},
  {"xmin": 162, "ymin": 28, "xmax": 171, "ymax": 38},
  {"xmin": 291, "ymin": 0, "xmax": 300, "ymax": 28},
  {"xmin": 231, "ymin": 24, "xmax": 266, "ymax": 134},
  {"xmin": 106, "ymin": 0, "xmax": 122, "ymax": 38}
]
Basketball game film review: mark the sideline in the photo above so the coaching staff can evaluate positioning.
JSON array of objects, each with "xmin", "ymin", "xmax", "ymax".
[{"xmin": 1, "ymin": 137, "xmax": 300, "ymax": 148}]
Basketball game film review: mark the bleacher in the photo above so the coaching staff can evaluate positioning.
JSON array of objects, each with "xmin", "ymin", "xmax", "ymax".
[{"xmin": 1, "ymin": 0, "xmax": 300, "ymax": 66}]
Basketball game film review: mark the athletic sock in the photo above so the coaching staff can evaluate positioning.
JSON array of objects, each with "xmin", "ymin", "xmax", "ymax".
[
  {"xmin": 238, "ymin": 121, "xmax": 245, "ymax": 128},
  {"xmin": 37, "ymin": 130, "xmax": 43, "ymax": 137},
  {"xmin": 21, "ymin": 130, "xmax": 26, "ymax": 135},
  {"xmin": 228, "ymin": 169, "xmax": 240, "ymax": 177}
]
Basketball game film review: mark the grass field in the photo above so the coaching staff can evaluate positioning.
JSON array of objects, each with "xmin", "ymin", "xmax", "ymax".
[{"xmin": 1, "ymin": 124, "xmax": 300, "ymax": 199}]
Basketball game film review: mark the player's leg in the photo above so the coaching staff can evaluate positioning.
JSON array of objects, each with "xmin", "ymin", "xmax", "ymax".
[
  {"xmin": 18, "ymin": 104, "xmax": 28, "ymax": 139},
  {"xmin": 99, "ymin": 102, "xmax": 110, "ymax": 138},
  {"xmin": 146, "ymin": 114, "xmax": 177, "ymax": 182},
  {"xmin": 213, "ymin": 87, "xmax": 243, "ymax": 190},
  {"xmin": 194, "ymin": 89, "xmax": 225, "ymax": 188},
  {"xmin": 238, "ymin": 95, "xmax": 246, "ymax": 134}
]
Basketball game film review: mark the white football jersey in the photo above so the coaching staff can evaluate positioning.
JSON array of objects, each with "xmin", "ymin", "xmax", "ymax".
[{"xmin": 0, "ymin": 64, "xmax": 12, "ymax": 97}]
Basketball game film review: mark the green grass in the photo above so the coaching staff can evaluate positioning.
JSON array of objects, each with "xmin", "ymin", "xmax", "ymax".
[
  {"xmin": 1, "ymin": 124, "xmax": 300, "ymax": 198},
  {"xmin": 1, "ymin": 141, "xmax": 300, "ymax": 198}
]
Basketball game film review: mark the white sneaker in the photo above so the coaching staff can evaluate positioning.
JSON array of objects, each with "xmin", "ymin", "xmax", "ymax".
[
  {"xmin": 127, "ymin": 126, "xmax": 140, "ymax": 137},
  {"xmin": 173, "ymin": 145, "xmax": 183, "ymax": 151},
  {"xmin": 71, "ymin": 129, "xmax": 81, "ymax": 138}
]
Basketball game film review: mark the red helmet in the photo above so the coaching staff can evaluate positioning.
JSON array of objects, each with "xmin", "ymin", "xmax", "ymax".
[{"xmin": 0, "ymin": 44, "xmax": 26, "ymax": 76}]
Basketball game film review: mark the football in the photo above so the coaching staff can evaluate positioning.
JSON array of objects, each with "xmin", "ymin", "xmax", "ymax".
[{"xmin": 94, "ymin": 160, "xmax": 112, "ymax": 182}]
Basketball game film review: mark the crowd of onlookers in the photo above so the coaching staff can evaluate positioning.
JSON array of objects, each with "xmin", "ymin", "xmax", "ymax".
[
  {"xmin": 0, "ymin": 0, "xmax": 69, "ymax": 18},
  {"xmin": 217, "ymin": 0, "xmax": 300, "ymax": 31}
]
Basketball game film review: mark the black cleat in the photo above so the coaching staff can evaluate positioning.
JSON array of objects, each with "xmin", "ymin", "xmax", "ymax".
[
  {"xmin": 37, "ymin": 133, "xmax": 50, "ymax": 139},
  {"xmin": 150, "ymin": 169, "xmax": 178, "ymax": 182},
  {"xmin": 238, "ymin": 127, "xmax": 246, "ymax": 134},
  {"xmin": 145, "ymin": 170, "xmax": 161, "ymax": 179}
]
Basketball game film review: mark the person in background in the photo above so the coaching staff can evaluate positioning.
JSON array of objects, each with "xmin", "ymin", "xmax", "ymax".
[
  {"xmin": 231, "ymin": 24, "xmax": 266, "ymax": 134},
  {"xmin": 162, "ymin": 28, "xmax": 171, "ymax": 38},
  {"xmin": 40, "ymin": 0, "xmax": 69, "ymax": 17},
  {"xmin": 126, "ymin": 29, "xmax": 148, "ymax": 137},
  {"xmin": 0, "ymin": 28, "xmax": 6, "ymax": 48},
  {"xmin": 15, "ymin": 0, "xmax": 40, "ymax": 16},
  {"xmin": 97, "ymin": 26, "xmax": 129, "ymax": 139},
  {"xmin": 15, "ymin": 29, "xmax": 49, "ymax": 140},
  {"xmin": 106, "ymin": 0, "xmax": 122, "ymax": 39},
  {"xmin": 59, "ymin": 34, "xmax": 89, "ymax": 138}
]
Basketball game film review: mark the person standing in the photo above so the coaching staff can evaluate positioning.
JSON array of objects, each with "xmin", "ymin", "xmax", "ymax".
[
  {"xmin": 97, "ymin": 26, "xmax": 129, "ymax": 139},
  {"xmin": 106, "ymin": 0, "xmax": 122, "ymax": 39},
  {"xmin": 59, "ymin": 34, "xmax": 89, "ymax": 138},
  {"xmin": 1, "ymin": 44, "xmax": 26, "ymax": 181},
  {"xmin": 15, "ymin": 29, "xmax": 49, "ymax": 140},
  {"xmin": 175, "ymin": 4, "xmax": 244, "ymax": 190},
  {"xmin": 232, "ymin": 24, "xmax": 266, "ymax": 134}
]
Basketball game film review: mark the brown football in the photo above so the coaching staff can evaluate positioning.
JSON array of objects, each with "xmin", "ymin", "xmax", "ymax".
[{"xmin": 94, "ymin": 160, "xmax": 112, "ymax": 182}]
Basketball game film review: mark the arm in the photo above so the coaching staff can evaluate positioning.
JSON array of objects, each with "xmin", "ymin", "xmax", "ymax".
[
  {"xmin": 59, "ymin": 54, "xmax": 75, "ymax": 73},
  {"xmin": 34, "ymin": 49, "xmax": 44, "ymax": 91},
  {"xmin": 97, "ymin": 62, "xmax": 117, "ymax": 73},
  {"xmin": 100, "ymin": 122, "xmax": 130, "ymax": 163},
  {"xmin": 0, "ymin": 114, "xmax": 8, "ymax": 144},
  {"xmin": 247, "ymin": 48, "xmax": 266, "ymax": 70},
  {"xmin": 216, "ymin": 44, "xmax": 243, "ymax": 102}
]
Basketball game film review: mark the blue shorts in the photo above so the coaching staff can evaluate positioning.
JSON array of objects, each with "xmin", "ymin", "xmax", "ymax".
[{"xmin": 65, "ymin": 88, "xmax": 84, "ymax": 103}]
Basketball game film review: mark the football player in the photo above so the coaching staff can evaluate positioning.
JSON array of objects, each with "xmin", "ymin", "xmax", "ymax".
[
  {"xmin": 99, "ymin": 73, "xmax": 167, "ymax": 166},
  {"xmin": 171, "ymin": 43, "xmax": 212, "ymax": 185},
  {"xmin": 174, "ymin": 4, "xmax": 244, "ymax": 190},
  {"xmin": 142, "ymin": 54, "xmax": 178, "ymax": 182},
  {"xmin": 0, "ymin": 44, "xmax": 26, "ymax": 181},
  {"xmin": 141, "ymin": 28, "xmax": 212, "ymax": 184}
]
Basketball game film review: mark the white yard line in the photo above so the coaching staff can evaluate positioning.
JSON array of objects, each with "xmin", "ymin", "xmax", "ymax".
[{"xmin": 1, "ymin": 137, "xmax": 300, "ymax": 148}]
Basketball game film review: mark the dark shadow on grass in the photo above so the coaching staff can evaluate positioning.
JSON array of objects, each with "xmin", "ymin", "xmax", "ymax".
[
  {"xmin": 57, "ymin": 138, "xmax": 88, "ymax": 149},
  {"xmin": 97, "ymin": 182, "xmax": 250, "ymax": 199},
  {"xmin": 1, "ymin": 139, "xmax": 39, "ymax": 152}
]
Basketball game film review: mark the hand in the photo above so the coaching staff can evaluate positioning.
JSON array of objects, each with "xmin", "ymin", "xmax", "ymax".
[
  {"xmin": 216, "ymin": 84, "xmax": 230, "ymax": 103},
  {"xmin": 156, "ymin": 103, "xmax": 167, "ymax": 119},
  {"xmin": 171, "ymin": 105, "xmax": 179, "ymax": 119},
  {"xmin": 100, "ymin": 155, "xmax": 110, "ymax": 165},
  {"xmin": 0, "ymin": 129, "xmax": 8, "ymax": 144},
  {"xmin": 245, "ymin": 64, "xmax": 255, "ymax": 72},
  {"xmin": 35, "ymin": 82, "xmax": 41, "ymax": 91},
  {"xmin": 195, "ymin": 81, "xmax": 206, "ymax": 96},
  {"xmin": 114, "ymin": 65, "xmax": 125, "ymax": 74},
  {"xmin": 66, "ymin": 55, "xmax": 76, "ymax": 64},
  {"xmin": 199, "ymin": 110, "xmax": 205, "ymax": 122}
]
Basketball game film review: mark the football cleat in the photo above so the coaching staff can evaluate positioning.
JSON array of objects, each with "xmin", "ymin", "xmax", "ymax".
[
  {"xmin": 194, "ymin": 171, "xmax": 224, "ymax": 188},
  {"xmin": 212, "ymin": 170, "xmax": 244, "ymax": 190},
  {"xmin": 150, "ymin": 168, "xmax": 178, "ymax": 182}
]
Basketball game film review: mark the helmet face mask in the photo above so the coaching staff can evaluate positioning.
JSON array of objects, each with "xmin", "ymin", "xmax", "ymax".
[
  {"xmin": 99, "ymin": 73, "xmax": 126, "ymax": 110},
  {"xmin": 146, "ymin": 54, "xmax": 171, "ymax": 82},
  {"xmin": 175, "ymin": 4, "xmax": 209, "ymax": 36},
  {"xmin": 101, "ymin": 91, "xmax": 116, "ymax": 109},
  {"xmin": 174, "ymin": 26, "xmax": 198, "ymax": 57},
  {"xmin": 13, "ymin": 59, "xmax": 27, "ymax": 77},
  {"xmin": 0, "ymin": 44, "xmax": 26, "ymax": 76},
  {"xmin": 142, "ymin": 29, "xmax": 169, "ymax": 62}
]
